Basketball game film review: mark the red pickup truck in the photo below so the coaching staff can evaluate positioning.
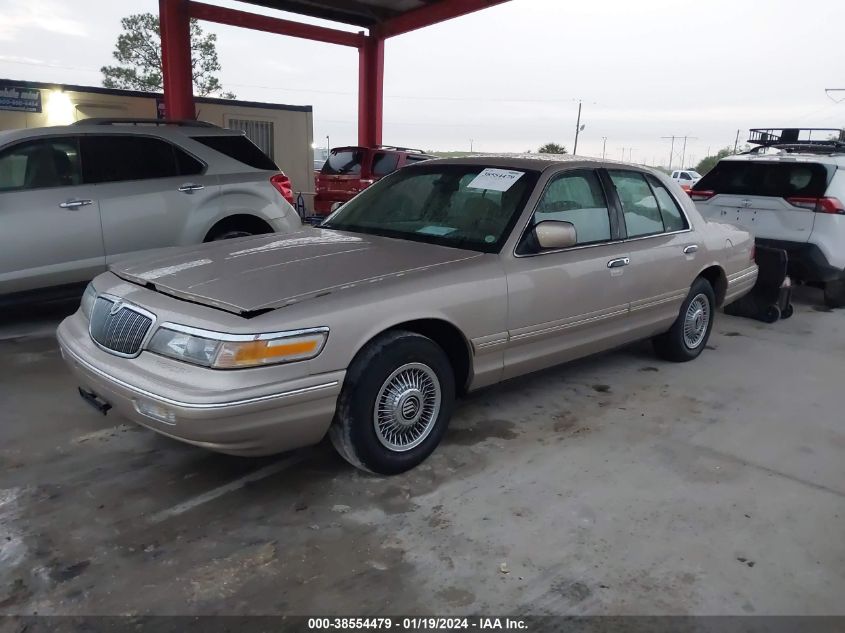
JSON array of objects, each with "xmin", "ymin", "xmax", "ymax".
[{"xmin": 314, "ymin": 145, "xmax": 435, "ymax": 215}]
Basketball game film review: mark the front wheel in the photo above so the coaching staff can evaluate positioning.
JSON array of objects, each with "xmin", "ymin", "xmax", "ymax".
[
  {"xmin": 329, "ymin": 330, "xmax": 455, "ymax": 475},
  {"xmin": 652, "ymin": 278, "xmax": 716, "ymax": 362}
]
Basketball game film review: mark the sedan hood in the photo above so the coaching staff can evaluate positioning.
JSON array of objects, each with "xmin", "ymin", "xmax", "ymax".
[{"xmin": 112, "ymin": 228, "xmax": 481, "ymax": 315}]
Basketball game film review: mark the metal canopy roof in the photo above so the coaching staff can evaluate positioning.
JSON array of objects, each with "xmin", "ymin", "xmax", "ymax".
[{"xmin": 243, "ymin": 0, "xmax": 440, "ymax": 28}]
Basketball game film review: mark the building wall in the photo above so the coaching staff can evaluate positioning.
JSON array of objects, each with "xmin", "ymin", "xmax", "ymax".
[{"xmin": 0, "ymin": 81, "xmax": 315, "ymax": 210}]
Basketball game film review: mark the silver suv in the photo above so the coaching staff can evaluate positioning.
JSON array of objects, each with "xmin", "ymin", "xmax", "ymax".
[
  {"xmin": 692, "ymin": 128, "xmax": 845, "ymax": 307},
  {"xmin": 0, "ymin": 119, "xmax": 302, "ymax": 301}
]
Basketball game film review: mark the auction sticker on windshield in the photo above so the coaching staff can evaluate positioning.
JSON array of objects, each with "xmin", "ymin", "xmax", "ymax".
[{"xmin": 467, "ymin": 168, "xmax": 524, "ymax": 192}]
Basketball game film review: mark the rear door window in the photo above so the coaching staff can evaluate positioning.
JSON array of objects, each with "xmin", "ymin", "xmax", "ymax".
[
  {"xmin": 0, "ymin": 137, "xmax": 81, "ymax": 191},
  {"xmin": 372, "ymin": 152, "xmax": 400, "ymax": 177},
  {"xmin": 81, "ymin": 135, "xmax": 179, "ymax": 183},
  {"xmin": 647, "ymin": 175, "xmax": 688, "ymax": 232},
  {"xmin": 191, "ymin": 135, "xmax": 277, "ymax": 170},
  {"xmin": 693, "ymin": 161, "xmax": 831, "ymax": 198},
  {"xmin": 608, "ymin": 170, "xmax": 665, "ymax": 238},
  {"xmin": 322, "ymin": 149, "xmax": 363, "ymax": 175}
]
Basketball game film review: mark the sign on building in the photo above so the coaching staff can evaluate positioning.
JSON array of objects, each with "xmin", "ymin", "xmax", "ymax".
[{"xmin": 0, "ymin": 83, "xmax": 42, "ymax": 113}]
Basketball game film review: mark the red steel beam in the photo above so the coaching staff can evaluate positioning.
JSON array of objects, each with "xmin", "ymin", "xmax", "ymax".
[
  {"xmin": 358, "ymin": 35, "xmax": 385, "ymax": 147},
  {"xmin": 187, "ymin": 1, "xmax": 365, "ymax": 48},
  {"xmin": 159, "ymin": 0, "xmax": 195, "ymax": 119},
  {"xmin": 378, "ymin": 0, "xmax": 510, "ymax": 39}
]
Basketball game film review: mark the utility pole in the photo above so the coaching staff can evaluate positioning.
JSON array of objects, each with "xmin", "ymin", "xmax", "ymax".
[
  {"xmin": 573, "ymin": 100, "xmax": 583, "ymax": 155},
  {"xmin": 662, "ymin": 135, "xmax": 676, "ymax": 169},
  {"xmin": 326, "ymin": 135, "xmax": 330, "ymax": 151},
  {"xmin": 662, "ymin": 135, "xmax": 696, "ymax": 169},
  {"xmin": 680, "ymin": 135, "xmax": 697, "ymax": 168},
  {"xmin": 470, "ymin": 138, "xmax": 474, "ymax": 152},
  {"xmin": 619, "ymin": 147, "xmax": 626, "ymax": 161},
  {"xmin": 733, "ymin": 129, "xmax": 741, "ymax": 154},
  {"xmin": 628, "ymin": 148, "xmax": 636, "ymax": 163},
  {"xmin": 601, "ymin": 136, "xmax": 607, "ymax": 160}
]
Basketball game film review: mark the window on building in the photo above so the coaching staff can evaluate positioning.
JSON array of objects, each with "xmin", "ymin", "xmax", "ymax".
[
  {"xmin": 226, "ymin": 119, "xmax": 275, "ymax": 161},
  {"xmin": 0, "ymin": 138, "xmax": 82, "ymax": 191}
]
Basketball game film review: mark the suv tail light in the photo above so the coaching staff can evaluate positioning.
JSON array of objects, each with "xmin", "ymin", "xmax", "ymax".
[
  {"xmin": 786, "ymin": 196, "xmax": 845, "ymax": 214},
  {"xmin": 689, "ymin": 190, "xmax": 715, "ymax": 202},
  {"xmin": 270, "ymin": 173, "xmax": 294, "ymax": 205}
]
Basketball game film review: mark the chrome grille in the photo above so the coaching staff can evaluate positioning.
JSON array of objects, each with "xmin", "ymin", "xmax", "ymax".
[{"xmin": 89, "ymin": 297, "xmax": 153, "ymax": 356}]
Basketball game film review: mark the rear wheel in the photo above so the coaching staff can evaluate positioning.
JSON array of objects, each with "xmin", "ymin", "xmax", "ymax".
[
  {"xmin": 210, "ymin": 230, "xmax": 254, "ymax": 241},
  {"xmin": 653, "ymin": 277, "xmax": 716, "ymax": 362},
  {"xmin": 823, "ymin": 280, "xmax": 845, "ymax": 309},
  {"xmin": 329, "ymin": 330, "xmax": 455, "ymax": 475},
  {"xmin": 204, "ymin": 216, "xmax": 273, "ymax": 242}
]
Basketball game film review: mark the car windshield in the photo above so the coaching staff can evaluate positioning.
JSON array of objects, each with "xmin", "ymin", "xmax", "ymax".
[{"xmin": 322, "ymin": 164, "xmax": 539, "ymax": 253}]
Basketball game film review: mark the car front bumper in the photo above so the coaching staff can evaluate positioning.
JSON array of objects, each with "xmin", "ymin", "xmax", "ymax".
[{"xmin": 57, "ymin": 312, "xmax": 345, "ymax": 456}]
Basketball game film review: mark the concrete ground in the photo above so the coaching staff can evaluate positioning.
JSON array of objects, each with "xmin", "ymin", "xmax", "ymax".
[{"xmin": 1, "ymin": 288, "xmax": 843, "ymax": 616}]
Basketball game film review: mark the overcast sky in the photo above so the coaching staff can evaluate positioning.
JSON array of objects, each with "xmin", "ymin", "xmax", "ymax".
[{"xmin": 1, "ymin": 0, "xmax": 843, "ymax": 165}]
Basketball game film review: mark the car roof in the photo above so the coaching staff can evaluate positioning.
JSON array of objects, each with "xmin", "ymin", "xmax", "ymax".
[
  {"xmin": 0, "ymin": 123, "xmax": 246, "ymax": 145},
  {"xmin": 418, "ymin": 153, "xmax": 661, "ymax": 174},
  {"xmin": 719, "ymin": 152, "xmax": 845, "ymax": 166}
]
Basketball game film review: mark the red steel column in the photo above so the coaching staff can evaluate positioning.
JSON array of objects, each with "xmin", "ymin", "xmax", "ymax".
[
  {"xmin": 159, "ymin": 0, "xmax": 195, "ymax": 119},
  {"xmin": 358, "ymin": 34, "xmax": 384, "ymax": 147}
]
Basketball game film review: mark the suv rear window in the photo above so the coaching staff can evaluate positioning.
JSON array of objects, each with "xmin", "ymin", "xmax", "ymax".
[
  {"xmin": 192, "ymin": 135, "xmax": 278, "ymax": 170},
  {"xmin": 322, "ymin": 149, "xmax": 363, "ymax": 175},
  {"xmin": 694, "ymin": 161, "xmax": 831, "ymax": 198}
]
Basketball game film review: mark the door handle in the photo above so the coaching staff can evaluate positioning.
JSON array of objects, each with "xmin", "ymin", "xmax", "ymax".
[
  {"xmin": 58, "ymin": 199, "xmax": 93, "ymax": 209},
  {"xmin": 683, "ymin": 245, "xmax": 699, "ymax": 254},
  {"xmin": 177, "ymin": 183, "xmax": 204, "ymax": 193},
  {"xmin": 607, "ymin": 257, "xmax": 630, "ymax": 268}
]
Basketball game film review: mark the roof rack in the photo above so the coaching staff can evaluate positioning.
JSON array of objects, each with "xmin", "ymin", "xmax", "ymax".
[
  {"xmin": 746, "ymin": 128, "xmax": 845, "ymax": 154},
  {"xmin": 73, "ymin": 118, "xmax": 219, "ymax": 128}
]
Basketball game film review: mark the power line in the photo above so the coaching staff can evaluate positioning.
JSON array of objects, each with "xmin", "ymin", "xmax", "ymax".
[{"xmin": 661, "ymin": 135, "xmax": 697, "ymax": 169}]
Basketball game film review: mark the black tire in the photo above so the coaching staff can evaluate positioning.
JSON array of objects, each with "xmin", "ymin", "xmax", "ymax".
[
  {"xmin": 761, "ymin": 305, "xmax": 781, "ymax": 323},
  {"xmin": 652, "ymin": 277, "xmax": 716, "ymax": 362},
  {"xmin": 823, "ymin": 280, "xmax": 845, "ymax": 309},
  {"xmin": 209, "ymin": 230, "xmax": 254, "ymax": 241},
  {"xmin": 781, "ymin": 304, "xmax": 794, "ymax": 319},
  {"xmin": 329, "ymin": 330, "xmax": 455, "ymax": 475}
]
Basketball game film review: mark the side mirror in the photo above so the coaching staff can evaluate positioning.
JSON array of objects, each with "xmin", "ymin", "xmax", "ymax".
[{"xmin": 534, "ymin": 220, "xmax": 577, "ymax": 250}]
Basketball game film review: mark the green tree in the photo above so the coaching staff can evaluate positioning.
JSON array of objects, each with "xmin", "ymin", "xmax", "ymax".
[
  {"xmin": 538, "ymin": 142, "xmax": 568, "ymax": 154},
  {"xmin": 101, "ymin": 13, "xmax": 235, "ymax": 98},
  {"xmin": 694, "ymin": 147, "xmax": 734, "ymax": 176}
]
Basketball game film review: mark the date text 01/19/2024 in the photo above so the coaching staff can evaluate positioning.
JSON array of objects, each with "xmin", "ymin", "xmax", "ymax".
[{"xmin": 307, "ymin": 617, "xmax": 528, "ymax": 630}]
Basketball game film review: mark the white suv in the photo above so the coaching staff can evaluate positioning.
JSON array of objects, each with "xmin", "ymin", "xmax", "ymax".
[
  {"xmin": 691, "ymin": 128, "xmax": 845, "ymax": 307},
  {"xmin": 0, "ymin": 119, "xmax": 302, "ymax": 301}
]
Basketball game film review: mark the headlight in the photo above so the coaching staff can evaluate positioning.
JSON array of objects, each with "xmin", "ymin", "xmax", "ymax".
[
  {"xmin": 147, "ymin": 326, "xmax": 328, "ymax": 369},
  {"xmin": 80, "ymin": 282, "xmax": 97, "ymax": 320}
]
